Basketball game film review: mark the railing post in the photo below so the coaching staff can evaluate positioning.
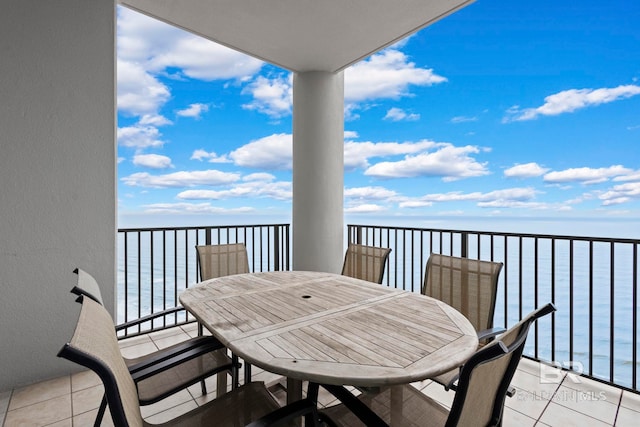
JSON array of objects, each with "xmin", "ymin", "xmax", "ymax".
[
  {"xmin": 273, "ymin": 225, "xmax": 281, "ymax": 271},
  {"xmin": 205, "ymin": 227, "xmax": 211, "ymax": 245},
  {"xmin": 461, "ymin": 232, "xmax": 468, "ymax": 258}
]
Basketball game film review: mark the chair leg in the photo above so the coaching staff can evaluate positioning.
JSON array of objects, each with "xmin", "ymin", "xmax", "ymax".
[
  {"xmin": 200, "ymin": 379, "xmax": 207, "ymax": 396},
  {"xmin": 95, "ymin": 394, "xmax": 107, "ymax": 427},
  {"xmin": 305, "ymin": 383, "xmax": 321, "ymax": 427},
  {"xmin": 232, "ymin": 354, "xmax": 240, "ymax": 388},
  {"xmin": 216, "ymin": 372, "xmax": 228, "ymax": 397},
  {"xmin": 244, "ymin": 361, "xmax": 252, "ymax": 384}
]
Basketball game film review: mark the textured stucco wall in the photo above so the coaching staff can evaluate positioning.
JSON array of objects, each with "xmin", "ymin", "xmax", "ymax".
[{"xmin": 0, "ymin": 0, "xmax": 116, "ymax": 391}]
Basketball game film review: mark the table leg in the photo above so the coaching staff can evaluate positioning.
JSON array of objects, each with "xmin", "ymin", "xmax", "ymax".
[
  {"xmin": 389, "ymin": 385, "xmax": 404, "ymax": 426},
  {"xmin": 287, "ymin": 377, "xmax": 303, "ymax": 404},
  {"xmin": 287, "ymin": 378, "xmax": 303, "ymax": 426}
]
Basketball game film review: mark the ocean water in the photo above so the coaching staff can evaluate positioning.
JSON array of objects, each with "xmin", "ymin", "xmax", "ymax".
[{"xmin": 116, "ymin": 215, "xmax": 640, "ymax": 388}]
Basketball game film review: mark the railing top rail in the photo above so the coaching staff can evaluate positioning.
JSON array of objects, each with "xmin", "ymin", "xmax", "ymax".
[
  {"xmin": 118, "ymin": 223, "xmax": 290, "ymax": 233},
  {"xmin": 347, "ymin": 223, "xmax": 640, "ymax": 245}
]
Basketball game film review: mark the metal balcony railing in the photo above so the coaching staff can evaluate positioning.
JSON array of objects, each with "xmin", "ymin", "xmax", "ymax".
[
  {"xmin": 116, "ymin": 222, "xmax": 639, "ymax": 393},
  {"xmin": 116, "ymin": 224, "xmax": 290, "ymax": 337},
  {"xmin": 347, "ymin": 223, "xmax": 640, "ymax": 394}
]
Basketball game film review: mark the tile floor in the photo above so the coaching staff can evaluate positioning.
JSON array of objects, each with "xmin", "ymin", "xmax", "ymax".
[{"xmin": 2, "ymin": 323, "xmax": 639, "ymax": 426}]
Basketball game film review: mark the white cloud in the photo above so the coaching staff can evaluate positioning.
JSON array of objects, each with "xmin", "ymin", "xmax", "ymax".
[
  {"xmin": 364, "ymin": 143, "xmax": 489, "ymax": 181},
  {"xmin": 544, "ymin": 165, "xmax": 632, "ymax": 185},
  {"xmin": 344, "ymin": 130, "xmax": 359, "ymax": 139},
  {"xmin": 230, "ymin": 133, "xmax": 292, "ymax": 170},
  {"xmin": 384, "ymin": 107, "xmax": 420, "ymax": 121},
  {"xmin": 428, "ymin": 188, "xmax": 538, "ymax": 203},
  {"xmin": 400, "ymin": 187, "xmax": 544, "ymax": 209},
  {"xmin": 138, "ymin": 114, "xmax": 172, "ymax": 126},
  {"xmin": 177, "ymin": 174, "xmax": 291, "ymax": 201},
  {"xmin": 121, "ymin": 169, "xmax": 240, "ymax": 188},
  {"xmin": 344, "ymin": 186, "xmax": 400, "ymax": 201},
  {"xmin": 148, "ymin": 37, "xmax": 263, "ymax": 81},
  {"xmin": 345, "ymin": 204, "xmax": 387, "ymax": 213},
  {"xmin": 190, "ymin": 149, "xmax": 231, "ymax": 163},
  {"xmin": 176, "ymin": 103, "xmax": 209, "ymax": 119},
  {"xmin": 117, "ymin": 125, "xmax": 165, "ymax": 149},
  {"xmin": 133, "ymin": 154, "xmax": 173, "ymax": 169},
  {"xmin": 142, "ymin": 202, "xmax": 255, "ymax": 215},
  {"xmin": 345, "ymin": 49, "xmax": 446, "ymax": 102},
  {"xmin": 599, "ymin": 182, "xmax": 640, "ymax": 206},
  {"xmin": 450, "ymin": 116, "xmax": 478, "ymax": 124},
  {"xmin": 117, "ymin": 59, "xmax": 170, "ymax": 117},
  {"xmin": 476, "ymin": 200, "xmax": 551, "ymax": 209},
  {"xmin": 117, "ymin": 6, "xmax": 262, "ymax": 121},
  {"xmin": 399, "ymin": 200, "xmax": 433, "ymax": 208},
  {"xmin": 117, "ymin": 7, "xmax": 262, "ymax": 80},
  {"xmin": 504, "ymin": 85, "xmax": 640, "ymax": 122},
  {"xmin": 613, "ymin": 170, "xmax": 640, "ymax": 182},
  {"xmin": 504, "ymin": 162, "xmax": 550, "ymax": 178},
  {"xmin": 242, "ymin": 75, "xmax": 293, "ymax": 118},
  {"xmin": 243, "ymin": 173, "xmax": 276, "ymax": 182},
  {"xmin": 239, "ymin": 47, "xmax": 446, "ymax": 119},
  {"xmin": 344, "ymin": 140, "xmax": 437, "ymax": 170}
]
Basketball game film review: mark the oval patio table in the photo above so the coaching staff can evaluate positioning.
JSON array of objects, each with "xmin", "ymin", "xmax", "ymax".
[{"xmin": 180, "ymin": 270, "xmax": 478, "ymax": 402}]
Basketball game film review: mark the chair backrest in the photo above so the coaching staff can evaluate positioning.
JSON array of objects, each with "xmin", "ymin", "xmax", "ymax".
[
  {"xmin": 423, "ymin": 253, "xmax": 503, "ymax": 334},
  {"xmin": 71, "ymin": 268, "xmax": 104, "ymax": 305},
  {"xmin": 341, "ymin": 243, "xmax": 392, "ymax": 284},
  {"xmin": 58, "ymin": 296, "xmax": 144, "ymax": 427},
  {"xmin": 446, "ymin": 303, "xmax": 556, "ymax": 427},
  {"xmin": 196, "ymin": 243, "xmax": 250, "ymax": 281}
]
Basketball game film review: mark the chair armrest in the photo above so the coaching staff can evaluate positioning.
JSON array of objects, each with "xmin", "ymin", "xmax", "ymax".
[
  {"xmin": 115, "ymin": 306, "xmax": 187, "ymax": 331},
  {"xmin": 129, "ymin": 337, "xmax": 231, "ymax": 381},
  {"xmin": 444, "ymin": 372, "xmax": 516, "ymax": 397},
  {"xmin": 127, "ymin": 336, "xmax": 224, "ymax": 374},
  {"xmin": 477, "ymin": 327, "xmax": 506, "ymax": 342}
]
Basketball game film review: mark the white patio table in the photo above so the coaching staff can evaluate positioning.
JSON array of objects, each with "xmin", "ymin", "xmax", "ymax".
[{"xmin": 179, "ymin": 270, "xmax": 478, "ymax": 407}]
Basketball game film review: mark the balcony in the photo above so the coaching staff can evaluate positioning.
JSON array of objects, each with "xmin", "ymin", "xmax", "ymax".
[{"xmin": 4, "ymin": 222, "xmax": 637, "ymax": 426}]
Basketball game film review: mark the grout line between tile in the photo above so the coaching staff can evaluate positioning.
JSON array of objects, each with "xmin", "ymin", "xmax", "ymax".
[
  {"xmin": 612, "ymin": 388, "xmax": 623, "ymax": 427},
  {"xmin": 1, "ymin": 390, "xmax": 11, "ymax": 427},
  {"xmin": 533, "ymin": 370, "xmax": 565, "ymax": 424}
]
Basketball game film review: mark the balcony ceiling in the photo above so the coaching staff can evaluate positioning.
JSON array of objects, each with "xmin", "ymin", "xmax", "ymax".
[{"xmin": 119, "ymin": 0, "xmax": 474, "ymax": 73}]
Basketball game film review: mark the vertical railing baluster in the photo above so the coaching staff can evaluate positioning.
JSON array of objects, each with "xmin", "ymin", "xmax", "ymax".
[
  {"xmin": 534, "ymin": 237, "xmax": 539, "ymax": 359},
  {"xmin": 551, "ymin": 238, "xmax": 556, "ymax": 363},
  {"xmin": 137, "ymin": 231, "xmax": 141, "ymax": 331},
  {"xmin": 504, "ymin": 236, "xmax": 509, "ymax": 329},
  {"xmin": 569, "ymin": 239, "xmax": 574, "ymax": 366},
  {"xmin": 150, "ymin": 231, "xmax": 154, "ymax": 327},
  {"xmin": 518, "ymin": 236, "xmax": 523, "ymax": 320},
  {"xmin": 633, "ymin": 243, "xmax": 638, "ymax": 390},
  {"xmin": 589, "ymin": 240, "xmax": 594, "ymax": 376},
  {"xmin": 610, "ymin": 242, "xmax": 615, "ymax": 383}
]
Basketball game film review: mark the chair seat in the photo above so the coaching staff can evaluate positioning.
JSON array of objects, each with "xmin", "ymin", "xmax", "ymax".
[
  {"xmin": 321, "ymin": 385, "xmax": 448, "ymax": 427},
  {"xmin": 148, "ymin": 382, "xmax": 286, "ymax": 427}
]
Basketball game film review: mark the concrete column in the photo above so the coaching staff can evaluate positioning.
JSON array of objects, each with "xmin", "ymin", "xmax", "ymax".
[{"xmin": 292, "ymin": 71, "xmax": 344, "ymax": 273}]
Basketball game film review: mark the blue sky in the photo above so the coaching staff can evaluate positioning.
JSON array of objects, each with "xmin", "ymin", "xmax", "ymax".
[{"xmin": 117, "ymin": 1, "xmax": 640, "ymax": 232}]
